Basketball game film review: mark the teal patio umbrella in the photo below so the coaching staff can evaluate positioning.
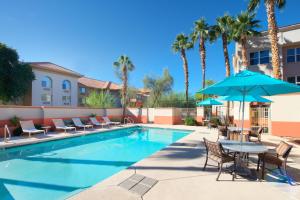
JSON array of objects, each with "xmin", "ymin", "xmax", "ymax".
[
  {"xmin": 198, "ymin": 70, "xmax": 300, "ymax": 141},
  {"xmin": 197, "ymin": 98, "xmax": 223, "ymax": 106},
  {"xmin": 197, "ymin": 98, "xmax": 223, "ymax": 120},
  {"xmin": 216, "ymin": 95, "xmax": 272, "ymax": 128}
]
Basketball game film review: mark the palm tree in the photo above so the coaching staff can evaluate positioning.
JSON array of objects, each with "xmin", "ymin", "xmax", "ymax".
[
  {"xmin": 191, "ymin": 18, "xmax": 210, "ymax": 89},
  {"xmin": 210, "ymin": 14, "xmax": 235, "ymax": 124},
  {"xmin": 113, "ymin": 55, "xmax": 135, "ymax": 122},
  {"xmin": 232, "ymin": 12, "xmax": 260, "ymax": 68},
  {"xmin": 211, "ymin": 14, "xmax": 235, "ymax": 77},
  {"xmin": 248, "ymin": 0, "xmax": 285, "ymax": 79},
  {"xmin": 172, "ymin": 34, "xmax": 193, "ymax": 106}
]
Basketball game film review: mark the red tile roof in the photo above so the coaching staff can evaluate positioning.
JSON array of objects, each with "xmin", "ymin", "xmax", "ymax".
[
  {"xmin": 78, "ymin": 77, "xmax": 121, "ymax": 90},
  {"xmin": 29, "ymin": 62, "xmax": 83, "ymax": 77}
]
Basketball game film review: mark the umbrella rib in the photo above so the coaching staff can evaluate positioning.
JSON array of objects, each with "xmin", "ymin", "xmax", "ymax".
[{"xmin": 259, "ymin": 85, "xmax": 271, "ymax": 96}]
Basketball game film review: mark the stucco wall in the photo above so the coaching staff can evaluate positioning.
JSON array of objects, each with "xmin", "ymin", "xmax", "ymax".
[{"xmin": 32, "ymin": 69, "xmax": 79, "ymax": 107}]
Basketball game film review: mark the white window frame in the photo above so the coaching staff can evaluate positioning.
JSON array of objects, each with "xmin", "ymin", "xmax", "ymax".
[
  {"xmin": 249, "ymin": 50, "xmax": 271, "ymax": 65},
  {"xmin": 287, "ymin": 76, "xmax": 300, "ymax": 85},
  {"xmin": 41, "ymin": 94, "xmax": 52, "ymax": 105},
  {"xmin": 287, "ymin": 48, "xmax": 300, "ymax": 63}
]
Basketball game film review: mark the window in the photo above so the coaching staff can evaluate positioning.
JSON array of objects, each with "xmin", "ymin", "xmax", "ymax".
[
  {"xmin": 41, "ymin": 76, "xmax": 52, "ymax": 89},
  {"xmin": 62, "ymin": 96, "xmax": 71, "ymax": 105},
  {"xmin": 41, "ymin": 94, "xmax": 51, "ymax": 104},
  {"xmin": 79, "ymin": 87, "xmax": 86, "ymax": 94},
  {"xmin": 62, "ymin": 80, "xmax": 71, "ymax": 91},
  {"xmin": 250, "ymin": 50, "xmax": 270, "ymax": 65},
  {"xmin": 250, "ymin": 52, "xmax": 259, "ymax": 65},
  {"xmin": 287, "ymin": 48, "xmax": 300, "ymax": 63},
  {"xmin": 79, "ymin": 97, "xmax": 86, "ymax": 104},
  {"xmin": 287, "ymin": 76, "xmax": 300, "ymax": 85}
]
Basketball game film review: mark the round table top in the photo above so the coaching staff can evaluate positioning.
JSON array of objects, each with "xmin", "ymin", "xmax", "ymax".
[
  {"xmin": 227, "ymin": 127, "xmax": 251, "ymax": 132},
  {"xmin": 219, "ymin": 139, "xmax": 268, "ymax": 154}
]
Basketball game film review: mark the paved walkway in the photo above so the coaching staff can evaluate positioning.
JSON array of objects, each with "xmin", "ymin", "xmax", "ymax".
[
  {"xmin": 1, "ymin": 124, "xmax": 299, "ymax": 200},
  {"xmin": 68, "ymin": 124, "xmax": 300, "ymax": 200}
]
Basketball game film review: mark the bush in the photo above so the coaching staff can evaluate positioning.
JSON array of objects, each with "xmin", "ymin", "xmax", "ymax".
[
  {"xmin": 210, "ymin": 117, "xmax": 220, "ymax": 127},
  {"xmin": 64, "ymin": 119, "xmax": 74, "ymax": 126},
  {"xmin": 10, "ymin": 115, "xmax": 20, "ymax": 126},
  {"xmin": 89, "ymin": 113, "xmax": 97, "ymax": 117},
  {"xmin": 13, "ymin": 127, "xmax": 22, "ymax": 136},
  {"xmin": 184, "ymin": 116, "xmax": 198, "ymax": 126}
]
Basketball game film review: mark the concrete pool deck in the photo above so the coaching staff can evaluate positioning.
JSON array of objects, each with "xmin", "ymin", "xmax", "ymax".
[
  {"xmin": 68, "ymin": 124, "xmax": 300, "ymax": 200},
  {"xmin": 1, "ymin": 124, "xmax": 299, "ymax": 200}
]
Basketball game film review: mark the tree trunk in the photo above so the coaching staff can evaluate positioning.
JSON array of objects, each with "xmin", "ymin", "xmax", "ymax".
[
  {"xmin": 222, "ymin": 33, "xmax": 231, "ymax": 124},
  {"xmin": 241, "ymin": 37, "xmax": 248, "ymax": 68},
  {"xmin": 181, "ymin": 49, "xmax": 189, "ymax": 107},
  {"xmin": 122, "ymin": 66, "xmax": 128, "ymax": 123},
  {"xmin": 265, "ymin": 0, "xmax": 281, "ymax": 79},
  {"xmin": 199, "ymin": 37, "xmax": 206, "ymax": 89}
]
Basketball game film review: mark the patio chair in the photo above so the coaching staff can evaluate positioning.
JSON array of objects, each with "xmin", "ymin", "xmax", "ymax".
[
  {"xmin": 257, "ymin": 141, "xmax": 293, "ymax": 178},
  {"xmin": 52, "ymin": 119, "xmax": 76, "ymax": 133},
  {"xmin": 89, "ymin": 117, "xmax": 109, "ymax": 128},
  {"xmin": 102, "ymin": 116, "xmax": 121, "ymax": 126},
  {"xmin": 72, "ymin": 118, "xmax": 93, "ymax": 131},
  {"xmin": 248, "ymin": 127, "xmax": 263, "ymax": 142},
  {"xmin": 20, "ymin": 120, "xmax": 45, "ymax": 137},
  {"xmin": 203, "ymin": 138, "xmax": 236, "ymax": 181},
  {"xmin": 217, "ymin": 125, "xmax": 228, "ymax": 140}
]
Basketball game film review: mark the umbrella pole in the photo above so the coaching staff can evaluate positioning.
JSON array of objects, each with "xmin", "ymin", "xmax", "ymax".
[
  {"xmin": 240, "ymin": 93, "xmax": 246, "ymax": 143},
  {"xmin": 238, "ymin": 101, "xmax": 241, "ymax": 129}
]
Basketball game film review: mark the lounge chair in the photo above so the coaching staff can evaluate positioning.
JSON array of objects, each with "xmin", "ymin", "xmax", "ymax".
[
  {"xmin": 52, "ymin": 119, "xmax": 76, "ymax": 133},
  {"xmin": 102, "ymin": 116, "xmax": 121, "ymax": 126},
  {"xmin": 72, "ymin": 118, "xmax": 93, "ymax": 131},
  {"xmin": 89, "ymin": 117, "xmax": 109, "ymax": 128},
  {"xmin": 257, "ymin": 141, "xmax": 293, "ymax": 179},
  {"xmin": 20, "ymin": 120, "xmax": 45, "ymax": 137},
  {"xmin": 203, "ymin": 137, "xmax": 236, "ymax": 181}
]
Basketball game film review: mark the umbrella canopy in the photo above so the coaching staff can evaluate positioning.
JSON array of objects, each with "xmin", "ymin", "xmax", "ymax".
[
  {"xmin": 198, "ymin": 70, "xmax": 300, "ymax": 142},
  {"xmin": 198, "ymin": 70, "xmax": 300, "ymax": 96},
  {"xmin": 197, "ymin": 98, "xmax": 223, "ymax": 106},
  {"xmin": 216, "ymin": 95, "xmax": 272, "ymax": 103}
]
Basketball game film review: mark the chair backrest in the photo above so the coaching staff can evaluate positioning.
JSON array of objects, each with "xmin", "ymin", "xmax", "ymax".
[
  {"xmin": 72, "ymin": 118, "xmax": 83, "ymax": 126},
  {"xmin": 52, "ymin": 119, "xmax": 65, "ymax": 127},
  {"xmin": 90, "ymin": 117, "xmax": 99, "ymax": 124},
  {"xmin": 102, "ymin": 116, "xmax": 111, "ymax": 123},
  {"xmin": 203, "ymin": 138, "xmax": 223, "ymax": 157},
  {"xmin": 276, "ymin": 141, "xmax": 293, "ymax": 159},
  {"xmin": 20, "ymin": 120, "xmax": 36, "ymax": 130}
]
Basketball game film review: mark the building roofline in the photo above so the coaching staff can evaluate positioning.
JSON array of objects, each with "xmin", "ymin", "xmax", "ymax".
[
  {"xmin": 260, "ymin": 22, "xmax": 300, "ymax": 34},
  {"xmin": 28, "ymin": 62, "xmax": 83, "ymax": 77}
]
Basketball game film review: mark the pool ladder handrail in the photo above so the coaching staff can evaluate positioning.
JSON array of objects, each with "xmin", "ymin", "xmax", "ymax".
[{"xmin": 4, "ymin": 124, "xmax": 11, "ymax": 142}]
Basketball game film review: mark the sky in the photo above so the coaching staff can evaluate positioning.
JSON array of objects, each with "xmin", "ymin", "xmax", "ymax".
[{"xmin": 1, "ymin": 0, "xmax": 300, "ymax": 93}]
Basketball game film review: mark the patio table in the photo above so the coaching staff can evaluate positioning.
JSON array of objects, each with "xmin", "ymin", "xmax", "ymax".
[
  {"xmin": 219, "ymin": 139, "xmax": 268, "ymax": 180},
  {"xmin": 227, "ymin": 127, "xmax": 251, "ymax": 132}
]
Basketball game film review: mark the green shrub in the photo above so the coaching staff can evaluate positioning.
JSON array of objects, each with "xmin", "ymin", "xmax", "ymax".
[
  {"xmin": 210, "ymin": 117, "xmax": 220, "ymax": 127},
  {"xmin": 10, "ymin": 115, "xmax": 20, "ymax": 126},
  {"xmin": 13, "ymin": 127, "xmax": 22, "ymax": 136},
  {"xmin": 64, "ymin": 119, "xmax": 74, "ymax": 126},
  {"xmin": 184, "ymin": 116, "xmax": 197, "ymax": 126},
  {"xmin": 89, "ymin": 113, "xmax": 97, "ymax": 117}
]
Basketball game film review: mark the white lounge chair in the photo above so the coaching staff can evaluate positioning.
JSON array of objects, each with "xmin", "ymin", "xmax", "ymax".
[
  {"xmin": 72, "ymin": 118, "xmax": 93, "ymax": 131},
  {"xmin": 89, "ymin": 117, "xmax": 109, "ymax": 128},
  {"xmin": 102, "ymin": 116, "xmax": 121, "ymax": 126},
  {"xmin": 20, "ymin": 120, "xmax": 45, "ymax": 137},
  {"xmin": 52, "ymin": 119, "xmax": 76, "ymax": 133}
]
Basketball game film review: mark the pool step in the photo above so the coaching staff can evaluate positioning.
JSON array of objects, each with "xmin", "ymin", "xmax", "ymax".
[{"xmin": 118, "ymin": 174, "xmax": 158, "ymax": 196}]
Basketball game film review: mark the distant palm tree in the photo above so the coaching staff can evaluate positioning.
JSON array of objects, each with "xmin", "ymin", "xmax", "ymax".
[
  {"xmin": 191, "ymin": 18, "xmax": 210, "ymax": 89},
  {"xmin": 113, "ymin": 55, "xmax": 135, "ymax": 122},
  {"xmin": 211, "ymin": 14, "xmax": 235, "ymax": 77},
  {"xmin": 248, "ymin": 0, "xmax": 285, "ymax": 79},
  {"xmin": 233, "ymin": 12, "xmax": 260, "ymax": 68},
  {"xmin": 172, "ymin": 34, "xmax": 193, "ymax": 105}
]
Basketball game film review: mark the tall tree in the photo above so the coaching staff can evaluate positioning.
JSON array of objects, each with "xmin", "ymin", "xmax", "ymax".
[
  {"xmin": 113, "ymin": 55, "xmax": 135, "ymax": 122},
  {"xmin": 211, "ymin": 14, "xmax": 235, "ymax": 77},
  {"xmin": 172, "ymin": 34, "xmax": 193, "ymax": 106},
  {"xmin": 248, "ymin": 0, "xmax": 285, "ymax": 79},
  {"xmin": 191, "ymin": 18, "xmax": 210, "ymax": 89},
  {"xmin": 232, "ymin": 12, "xmax": 260, "ymax": 68},
  {"xmin": 210, "ymin": 14, "xmax": 235, "ymax": 122},
  {"xmin": 0, "ymin": 43, "xmax": 35, "ymax": 103},
  {"xmin": 143, "ymin": 68, "xmax": 174, "ymax": 107}
]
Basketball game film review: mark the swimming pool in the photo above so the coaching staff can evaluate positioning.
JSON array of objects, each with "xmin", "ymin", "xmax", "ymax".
[{"xmin": 0, "ymin": 126, "xmax": 191, "ymax": 200}]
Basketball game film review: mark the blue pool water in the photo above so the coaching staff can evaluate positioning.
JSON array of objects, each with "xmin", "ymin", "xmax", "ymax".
[{"xmin": 0, "ymin": 126, "xmax": 191, "ymax": 200}]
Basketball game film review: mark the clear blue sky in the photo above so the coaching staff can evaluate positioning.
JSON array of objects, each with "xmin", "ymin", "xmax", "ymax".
[{"xmin": 1, "ymin": 0, "xmax": 300, "ymax": 93}]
